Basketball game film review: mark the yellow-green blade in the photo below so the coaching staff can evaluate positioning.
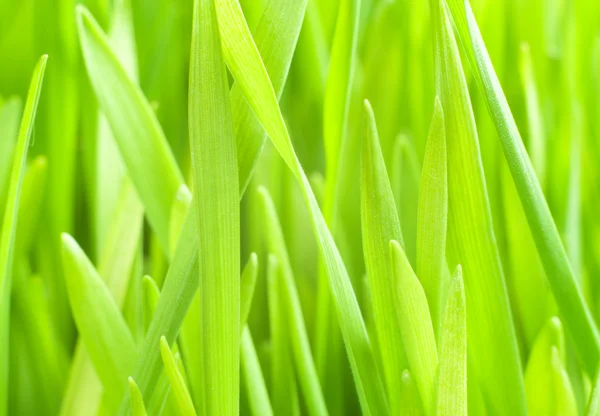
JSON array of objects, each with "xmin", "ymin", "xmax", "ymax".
[
  {"xmin": 159, "ymin": 337, "xmax": 196, "ymax": 416},
  {"xmin": 0, "ymin": 55, "xmax": 47, "ymax": 416}
]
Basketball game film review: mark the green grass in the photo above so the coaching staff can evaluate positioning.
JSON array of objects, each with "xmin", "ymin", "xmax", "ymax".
[{"xmin": 1, "ymin": 0, "xmax": 600, "ymax": 415}]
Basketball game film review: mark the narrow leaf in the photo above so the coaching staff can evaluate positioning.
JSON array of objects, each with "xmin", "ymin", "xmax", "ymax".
[
  {"xmin": 128, "ymin": 378, "xmax": 148, "ymax": 416},
  {"xmin": 241, "ymin": 327, "xmax": 273, "ymax": 416},
  {"xmin": 390, "ymin": 240, "xmax": 437, "ymax": 414},
  {"xmin": 159, "ymin": 337, "xmax": 196, "ymax": 416},
  {"xmin": 436, "ymin": 265, "xmax": 467, "ymax": 416},
  {"xmin": 0, "ymin": 55, "xmax": 47, "ymax": 415},
  {"xmin": 360, "ymin": 99, "xmax": 407, "ymax": 414}
]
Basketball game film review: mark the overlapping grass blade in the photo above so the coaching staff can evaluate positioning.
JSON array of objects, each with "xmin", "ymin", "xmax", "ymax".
[
  {"xmin": 588, "ymin": 367, "xmax": 600, "ymax": 415},
  {"xmin": 159, "ymin": 337, "xmax": 196, "ymax": 416},
  {"xmin": 60, "ymin": 180, "xmax": 143, "ymax": 416},
  {"xmin": 0, "ymin": 97, "xmax": 22, "ymax": 213},
  {"xmin": 60, "ymin": 233, "xmax": 136, "ymax": 413},
  {"xmin": 416, "ymin": 98, "xmax": 448, "ymax": 333},
  {"xmin": 390, "ymin": 240, "xmax": 437, "ymax": 414},
  {"xmin": 128, "ymin": 378, "xmax": 148, "ymax": 416},
  {"xmin": 77, "ymin": 5, "xmax": 184, "ymax": 252},
  {"xmin": 445, "ymin": 0, "xmax": 600, "ymax": 375},
  {"xmin": 430, "ymin": 0, "xmax": 526, "ymax": 412},
  {"xmin": 240, "ymin": 253, "xmax": 258, "ymax": 329},
  {"xmin": 259, "ymin": 188, "xmax": 328, "ymax": 416},
  {"xmin": 0, "ymin": 56, "xmax": 47, "ymax": 416},
  {"xmin": 15, "ymin": 156, "xmax": 48, "ymax": 255},
  {"xmin": 436, "ymin": 265, "xmax": 466, "ymax": 416},
  {"xmin": 360, "ymin": 99, "xmax": 407, "ymax": 413},
  {"xmin": 213, "ymin": 1, "xmax": 388, "ymax": 412},
  {"xmin": 189, "ymin": 0, "xmax": 240, "ymax": 413}
]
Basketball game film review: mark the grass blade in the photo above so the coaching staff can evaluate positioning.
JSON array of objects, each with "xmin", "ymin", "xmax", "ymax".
[
  {"xmin": 241, "ymin": 328, "xmax": 273, "ymax": 416},
  {"xmin": 430, "ymin": 0, "xmax": 526, "ymax": 412},
  {"xmin": 60, "ymin": 233, "xmax": 136, "ymax": 413},
  {"xmin": 360, "ymin": 99, "xmax": 407, "ymax": 414},
  {"xmin": 77, "ymin": 5, "xmax": 184, "ymax": 252},
  {"xmin": 445, "ymin": 0, "xmax": 600, "ymax": 376},
  {"xmin": 189, "ymin": 0, "xmax": 240, "ymax": 413},
  {"xmin": 159, "ymin": 337, "xmax": 196, "ymax": 416},
  {"xmin": 128, "ymin": 378, "xmax": 148, "ymax": 416},
  {"xmin": 0, "ymin": 55, "xmax": 47, "ymax": 415},
  {"xmin": 259, "ymin": 188, "xmax": 328, "ymax": 416},
  {"xmin": 213, "ymin": 1, "xmax": 388, "ymax": 412},
  {"xmin": 240, "ymin": 253, "xmax": 258, "ymax": 329},
  {"xmin": 390, "ymin": 240, "xmax": 437, "ymax": 414},
  {"xmin": 399, "ymin": 370, "xmax": 425, "ymax": 416},
  {"xmin": 416, "ymin": 98, "xmax": 448, "ymax": 332},
  {"xmin": 436, "ymin": 265, "xmax": 466, "ymax": 416}
]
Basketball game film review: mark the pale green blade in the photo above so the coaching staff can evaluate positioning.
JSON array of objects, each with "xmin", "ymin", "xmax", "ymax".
[
  {"xmin": 128, "ymin": 378, "xmax": 148, "ymax": 416},
  {"xmin": 15, "ymin": 156, "xmax": 48, "ymax": 256},
  {"xmin": 241, "ymin": 327, "xmax": 273, "ymax": 416},
  {"xmin": 259, "ymin": 188, "xmax": 328, "ymax": 416},
  {"xmin": 159, "ymin": 337, "xmax": 196, "ymax": 416},
  {"xmin": 0, "ymin": 55, "xmax": 47, "ymax": 416},
  {"xmin": 360, "ymin": 99, "xmax": 407, "ymax": 414},
  {"xmin": 445, "ymin": 0, "xmax": 600, "ymax": 376},
  {"xmin": 416, "ymin": 98, "xmax": 448, "ymax": 332},
  {"xmin": 588, "ymin": 367, "xmax": 600, "ymax": 415},
  {"xmin": 213, "ymin": 1, "xmax": 388, "ymax": 412},
  {"xmin": 189, "ymin": 0, "xmax": 240, "ymax": 414},
  {"xmin": 390, "ymin": 240, "xmax": 437, "ymax": 414},
  {"xmin": 77, "ymin": 5, "xmax": 184, "ymax": 252},
  {"xmin": 60, "ymin": 233, "xmax": 136, "ymax": 413},
  {"xmin": 0, "ymin": 97, "xmax": 22, "ymax": 214},
  {"xmin": 430, "ymin": 0, "xmax": 526, "ymax": 412},
  {"xmin": 436, "ymin": 266, "xmax": 467, "ymax": 416}
]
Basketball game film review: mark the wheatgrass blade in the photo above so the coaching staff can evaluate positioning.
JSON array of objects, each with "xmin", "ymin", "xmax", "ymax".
[
  {"xmin": 360, "ymin": 99, "xmax": 407, "ymax": 414},
  {"xmin": 0, "ymin": 56, "xmax": 47, "ymax": 416},
  {"xmin": 445, "ymin": 0, "xmax": 600, "ymax": 375},
  {"xmin": 213, "ymin": 1, "xmax": 388, "ymax": 412},
  {"xmin": 159, "ymin": 337, "xmax": 196, "ymax": 416},
  {"xmin": 430, "ymin": 0, "xmax": 526, "ymax": 412},
  {"xmin": 128, "ymin": 378, "xmax": 148, "ymax": 416}
]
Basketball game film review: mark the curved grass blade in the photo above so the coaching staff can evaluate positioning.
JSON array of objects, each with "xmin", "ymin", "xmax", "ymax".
[
  {"xmin": 142, "ymin": 276, "xmax": 160, "ymax": 333},
  {"xmin": 390, "ymin": 240, "xmax": 437, "ymax": 414},
  {"xmin": 430, "ymin": 1, "xmax": 526, "ymax": 412},
  {"xmin": 259, "ymin": 188, "xmax": 328, "ymax": 416},
  {"xmin": 60, "ymin": 233, "xmax": 136, "ymax": 413},
  {"xmin": 60, "ymin": 179, "xmax": 143, "ymax": 416},
  {"xmin": 77, "ymin": 5, "xmax": 184, "ymax": 252},
  {"xmin": 416, "ymin": 98, "xmax": 448, "ymax": 333},
  {"xmin": 0, "ymin": 97, "xmax": 22, "ymax": 213},
  {"xmin": 189, "ymin": 0, "xmax": 240, "ymax": 413},
  {"xmin": 241, "ymin": 327, "xmax": 273, "ymax": 416},
  {"xmin": 159, "ymin": 337, "xmax": 196, "ymax": 416},
  {"xmin": 214, "ymin": 1, "xmax": 388, "ymax": 412},
  {"xmin": 15, "ymin": 156, "xmax": 48, "ymax": 255},
  {"xmin": 360, "ymin": 99, "xmax": 407, "ymax": 414},
  {"xmin": 436, "ymin": 265, "xmax": 466, "ymax": 416},
  {"xmin": 0, "ymin": 55, "xmax": 47, "ymax": 416},
  {"xmin": 128, "ymin": 378, "xmax": 148, "ymax": 416},
  {"xmin": 445, "ymin": 0, "xmax": 600, "ymax": 376}
]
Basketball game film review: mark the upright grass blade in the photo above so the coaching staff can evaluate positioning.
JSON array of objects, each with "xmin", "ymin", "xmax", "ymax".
[
  {"xmin": 445, "ymin": 0, "xmax": 600, "ymax": 376},
  {"xmin": 416, "ymin": 98, "xmax": 448, "ymax": 333},
  {"xmin": 240, "ymin": 253, "xmax": 258, "ymax": 329},
  {"xmin": 0, "ymin": 55, "xmax": 46, "ymax": 416},
  {"xmin": 60, "ymin": 233, "xmax": 136, "ymax": 413},
  {"xmin": 213, "ymin": 1, "xmax": 388, "ymax": 413},
  {"xmin": 430, "ymin": 1, "xmax": 526, "ymax": 413},
  {"xmin": 189, "ymin": 0, "xmax": 240, "ymax": 414},
  {"xmin": 0, "ymin": 97, "xmax": 22, "ymax": 211},
  {"xmin": 390, "ymin": 240, "xmax": 437, "ymax": 414},
  {"xmin": 588, "ymin": 367, "xmax": 600, "ymax": 415},
  {"xmin": 159, "ymin": 337, "xmax": 196, "ymax": 416},
  {"xmin": 60, "ymin": 180, "xmax": 143, "ymax": 416},
  {"xmin": 436, "ymin": 265, "xmax": 466, "ymax": 416},
  {"xmin": 259, "ymin": 188, "xmax": 328, "ymax": 416},
  {"xmin": 15, "ymin": 156, "xmax": 48, "ymax": 256},
  {"xmin": 128, "ymin": 378, "xmax": 148, "ymax": 416},
  {"xmin": 241, "ymin": 328, "xmax": 273, "ymax": 416},
  {"xmin": 360, "ymin": 99, "xmax": 407, "ymax": 414},
  {"xmin": 77, "ymin": 5, "xmax": 184, "ymax": 252}
]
